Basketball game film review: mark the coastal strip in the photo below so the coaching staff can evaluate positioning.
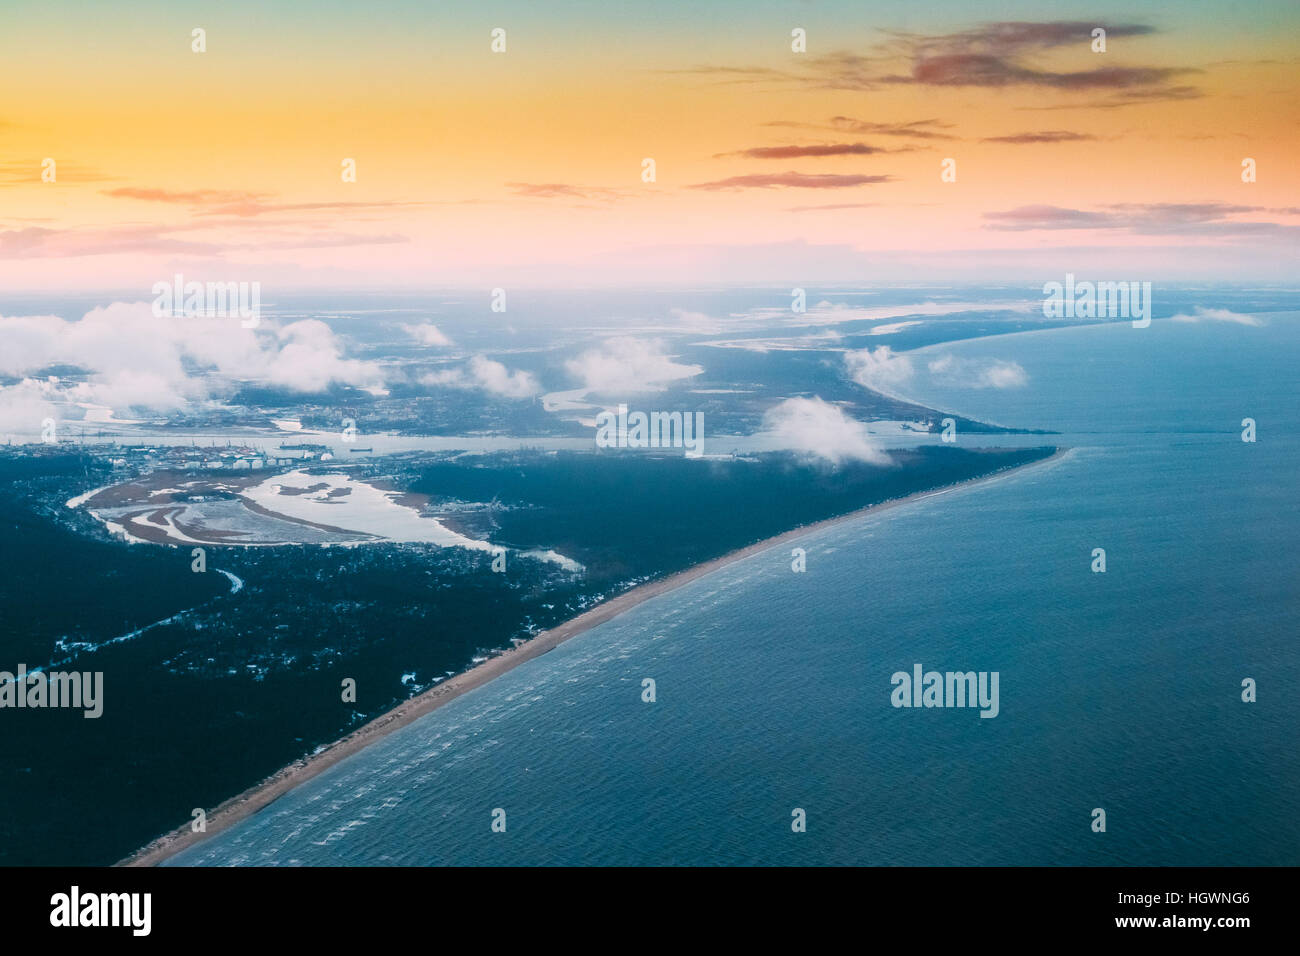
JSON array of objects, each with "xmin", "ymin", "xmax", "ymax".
[{"xmin": 121, "ymin": 446, "xmax": 1068, "ymax": 866}]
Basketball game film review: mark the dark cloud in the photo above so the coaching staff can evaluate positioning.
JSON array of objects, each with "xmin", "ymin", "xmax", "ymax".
[
  {"xmin": 718, "ymin": 143, "xmax": 889, "ymax": 159},
  {"xmin": 802, "ymin": 51, "xmax": 879, "ymax": 90},
  {"xmin": 828, "ymin": 117, "xmax": 959, "ymax": 140},
  {"xmin": 663, "ymin": 52, "xmax": 877, "ymax": 92},
  {"xmin": 766, "ymin": 117, "xmax": 957, "ymax": 141},
  {"xmin": 689, "ymin": 172, "xmax": 892, "ymax": 191},
  {"xmin": 880, "ymin": 22, "xmax": 1198, "ymax": 102},
  {"xmin": 1036, "ymin": 85, "xmax": 1204, "ymax": 109},
  {"xmin": 897, "ymin": 55, "xmax": 1194, "ymax": 90},
  {"xmin": 901, "ymin": 21, "xmax": 1155, "ymax": 56},
  {"xmin": 673, "ymin": 21, "xmax": 1197, "ymax": 108},
  {"xmin": 981, "ymin": 130, "xmax": 1097, "ymax": 144}
]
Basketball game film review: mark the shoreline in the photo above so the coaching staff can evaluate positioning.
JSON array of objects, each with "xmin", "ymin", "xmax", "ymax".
[{"xmin": 121, "ymin": 446, "xmax": 1067, "ymax": 867}]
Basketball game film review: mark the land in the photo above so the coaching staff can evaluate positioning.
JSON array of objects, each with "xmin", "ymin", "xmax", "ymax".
[
  {"xmin": 0, "ymin": 442, "xmax": 1056, "ymax": 866},
  {"xmin": 122, "ymin": 446, "xmax": 1066, "ymax": 866}
]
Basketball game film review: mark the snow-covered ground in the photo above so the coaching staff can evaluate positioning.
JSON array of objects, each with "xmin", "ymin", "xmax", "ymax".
[{"xmin": 243, "ymin": 469, "xmax": 496, "ymax": 552}]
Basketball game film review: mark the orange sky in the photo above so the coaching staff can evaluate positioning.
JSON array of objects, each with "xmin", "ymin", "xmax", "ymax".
[{"xmin": 2, "ymin": 2, "xmax": 1298, "ymax": 289}]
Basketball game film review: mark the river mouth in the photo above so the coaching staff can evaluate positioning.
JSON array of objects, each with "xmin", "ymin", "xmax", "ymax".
[
  {"xmin": 69, "ymin": 467, "xmax": 484, "ymax": 550},
  {"xmin": 68, "ymin": 467, "xmax": 589, "ymax": 577}
]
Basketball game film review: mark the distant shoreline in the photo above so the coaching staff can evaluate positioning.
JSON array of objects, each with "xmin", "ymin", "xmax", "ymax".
[{"xmin": 121, "ymin": 446, "xmax": 1067, "ymax": 867}]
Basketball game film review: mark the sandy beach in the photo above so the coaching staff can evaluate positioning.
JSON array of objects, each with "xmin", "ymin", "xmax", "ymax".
[{"xmin": 121, "ymin": 447, "xmax": 1067, "ymax": 866}]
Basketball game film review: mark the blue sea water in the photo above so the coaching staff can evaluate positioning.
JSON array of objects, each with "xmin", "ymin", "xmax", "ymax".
[{"xmin": 168, "ymin": 313, "xmax": 1300, "ymax": 866}]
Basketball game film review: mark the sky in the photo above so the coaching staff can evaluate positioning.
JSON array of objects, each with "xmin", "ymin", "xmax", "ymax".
[{"xmin": 1, "ymin": 0, "xmax": 1298, "ymax": 290}]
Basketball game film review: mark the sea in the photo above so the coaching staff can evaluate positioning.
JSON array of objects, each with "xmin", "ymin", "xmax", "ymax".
[{"xmin": 167, "ymin": 310, "xmax": 1300, "ymax": 866}]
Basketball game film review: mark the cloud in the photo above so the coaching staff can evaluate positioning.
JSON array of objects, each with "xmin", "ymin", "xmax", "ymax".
[
  {"xmin": 900, "ymin": 57, "xmax": 1192, "ymax": 91},
  {"xmin": 263, "ymin": 319, "xmax": 384, "ymax": 393},
  {"xmin": 0, "ymin": 377, "xmax": 69, "ymax": 433},
  {"xmin": 927, "ymin": 355, "xmax": 1029, "ymax": 388},
  {"xmin": 696, "ymin": 330, "xmax": 842, "ymax": 353},
  {"xmin": 718, "ymin": 143, "xmax": 890, "ymax": 159},
  {"xmin": 660, "ymin": 64, "xmax": 799, "ymax": 85},
  {"xmin": 844, "ymin": 346, "xmax": 915, "ymax": 392},
  {"xmin": 566, "ymin": 337, "xmax": 702, "ymax": 393},
  {"xmin": 792, "ymin": 51, "xmax": 881, "ymax": 91},
  {"xmin": 418, "ymin": 356, "xmax": 540, "ymax": 399},
  {"xmin": 0, "ymin": 224, "xmax": 226, "ymax": 258},
  {"xmin": 795, "ymin": 300, "xmax": 1034, "ymax": 329},
  {"xmin": 683, "ymin": 22, "xmax": 1195, "ymax": 107},
  {"xmin": 1169, "ymin": 307, "xmax": 1264, "ymax": 326},
  {"xmin": 506, "ymin": 182, "xmax": 624, "ymax": 201},
  {"xmin": 103, "ymin": 187, "xmax": 264, "ymax": 205},
  {"xmin": 985, "ymin": 202, "xmax": 1300, "ymax": 237},
  {"xmin": 825, "ymin": 117, "xmax": 958, "ymax": 140},
  {"xmin": 467, "ymin": 355, "xmax": 540, "ymax": 398},
  {"xmin": 103, "ymin": 186, "xmax": 432, "ymax": 219},
  {"xmin": 877, "ymin": 22, "xmax": 1198, "ymax": 104},
  {"xmin": 1020, "ymin": 85, "xmax": 1202, "ymax": 109},
  {"xmin": 418, "ymin": 369, "xmax": 464, "ymax": 388},
  {"xmin": 0, "ymin": 220, "xmax": 409, "ymax": 259},
  {"xmin": 869, "ymin": 321, "xmax": 924, "ymax": 335},
  {"xmin": 689, "ymin": 172, "xmax": 891, "ymax": 191},
  {"xmin": 402, "ymin": 322, "xmax": 453, "ymax": 346},
  {"xmin": 760, "ymin": 397, "xmax": 890, "ymax": 466},
  {"xmin": 902, "ymin": 21, "xmax": 1156, "ymax": 55},
  {"xmin": 984, "ymin": 205, "xmax": 1119, "ymax": 229},
  {"xmin": 981, "ymin": 130, "xmax": 1097, "ymax": 143},
  {"xmin": 0, "ymin": 303, "xmax": 386, "ymax": 422},
  {"xmin": 892, "ymin": 21, "xmax": 1155, "ymax": 62},
  {"xmin": 667, "ymin": 308, "xmax": 725, "ymax": 333},
  {"xmin": 767, "ymin": 117, "xmax": 956, "ymax": 140}
]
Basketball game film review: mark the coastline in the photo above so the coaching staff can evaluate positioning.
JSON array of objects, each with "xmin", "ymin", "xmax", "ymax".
[{"xmin": 121, "ymin": 446, "xmax": 1068, "ymax": 867}]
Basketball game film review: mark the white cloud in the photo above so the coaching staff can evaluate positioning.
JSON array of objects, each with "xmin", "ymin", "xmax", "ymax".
[
  {"xmin": 418, "ymin": 355, "xmax": 540, "ymax": 399},
  {"xmin": 402, "ymin": 322, "xmax": 454, "ymax": 346},
  {"xmin": 565, "ymin": 337, "xmax": 702, "ymax": 393},
  {"xmin": 760, "ymin": 396, "xmax": 890, "ymax": 466},
  {"xmin": 869, "ymin": 320, "xmax": 923, "ymax": 335},
  {"xmin": 264, "ymin": 319, "xmax": 385, "ymax": 393},
  {"xmin": 927, "ymin": 354, "xmax": 1028, "ymax": 389},
  {"xmin": 468, "ymin": 355, "xmax": 539, "ymax": 398},
  {"xmin": 80, "ymin": 369, "xmax": 191, "ymax": 411},
  {"xmin": 0, "ymin": 378, "xmax": 61, "ymax": 433},
  {"xmin": 784, "ymin": 299, "xmax": 1036, "ymax": 328},
  {"xmin": 0, "ymin": 302, "xmax": 386, "ymax": 425},
  {"xmin": 1169, "ymin": 307, "xmax": 1264, "ymax": 326},
  {"xmin": 844, "ymin": 346, "xmax": 914, "ymax": 392}
]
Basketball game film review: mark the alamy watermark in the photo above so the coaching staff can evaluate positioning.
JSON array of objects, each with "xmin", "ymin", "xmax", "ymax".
[
  {"xmin": 151, "ymin": 273, "xmax": 260, "ymax": 328},
  {"xmin": 0, "ymin": 664, "xmax": 103, "ymax": 718},
  {"xmin": 50, "ymin": 886, "xmax": 150, "ymax": 936},
  {"xmin": 595, "ymin": 403, "xmax": 704, "ymax": 458},
  {"xmin": 891, "ymin": 663, "xmax": 999, "ymax": 718},
  {"xmin": 1042, "ymin": 273, "xmax": 1151, "ymax": 328}
]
